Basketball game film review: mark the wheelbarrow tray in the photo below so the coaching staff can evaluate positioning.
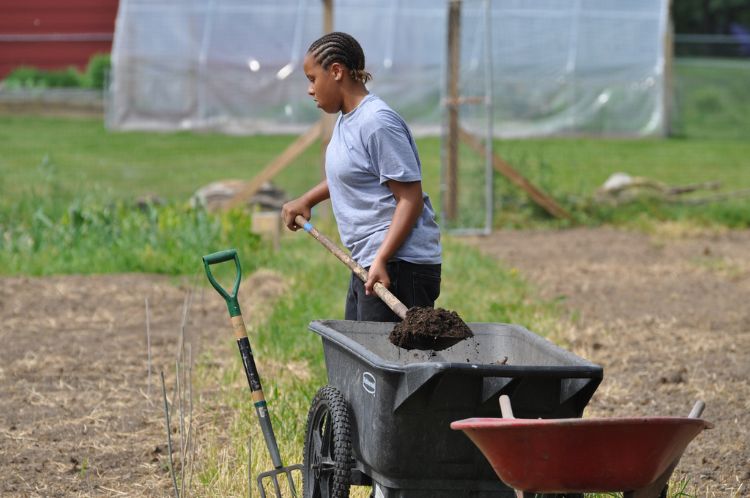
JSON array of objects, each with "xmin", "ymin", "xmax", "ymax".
[
  {"xmin": 309, "ymin": 320, "xmax": 603, "ymax": 496},
  {"xmin": 450, "ymin": 416, "xmax": 711, "ymax": 493}
]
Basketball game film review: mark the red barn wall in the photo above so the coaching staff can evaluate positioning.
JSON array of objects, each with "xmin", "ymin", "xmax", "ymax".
[{"xmin": 0, "ymin": 0, "xmax": 119, "ymax": 79}]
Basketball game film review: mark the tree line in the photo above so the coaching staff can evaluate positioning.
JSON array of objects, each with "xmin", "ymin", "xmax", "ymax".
[{"xmin": 674, "ymin": 0, "xmax": 750, "ymax": 34}]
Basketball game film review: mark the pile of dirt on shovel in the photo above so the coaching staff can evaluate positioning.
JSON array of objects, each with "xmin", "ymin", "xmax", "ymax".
[{"xmin": 389, "ymin": 307, "xmax": 473, "ymax": 350}]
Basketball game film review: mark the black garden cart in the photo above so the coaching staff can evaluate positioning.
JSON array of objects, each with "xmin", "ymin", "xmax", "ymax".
[{"xmin": 302, "ymin": 320, "xmax": 603, "ymax": 498}]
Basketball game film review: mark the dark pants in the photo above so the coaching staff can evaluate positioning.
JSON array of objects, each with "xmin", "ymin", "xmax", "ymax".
[{"xmin": 345, "ymin": 260, "xmax": 441, "ymax": 322}]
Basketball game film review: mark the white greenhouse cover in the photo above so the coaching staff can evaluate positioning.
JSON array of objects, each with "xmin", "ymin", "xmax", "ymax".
[{"xmin": 108, "ymin": 0, "xmax": 669, "ymax": 137}]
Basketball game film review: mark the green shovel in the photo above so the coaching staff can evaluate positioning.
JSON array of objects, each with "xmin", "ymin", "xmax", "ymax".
[{"xmin": 203, "ymin": 249, "xmax": 302, "ymax": 497}]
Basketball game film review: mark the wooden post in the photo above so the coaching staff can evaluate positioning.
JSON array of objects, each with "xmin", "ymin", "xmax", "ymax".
[
  {"xmin": 323, "ymin": 0, "xmax": 333, "ymax": 33},
  {"xmin": 224, "ymin": 121, "xmax": 323, "ymax": 210},
  {"xmin": 224, "ymin": 0, "xmax": 336, "ymax": 213},
  {"xmin": 321, "ymin": 0, "xmax": 335, "ymax": 171},
  {"xmin": 458, "ymin": 127, "xmax": 572, "ymax": 220},
  {"xmin": 317, "ymin": 0, "xmax": 335, "ymax": 217},
  {"xmin": 663, "ymin": 0, "xmax": 674, "ymax": 137},
  {"xmin": 445, "ymin": 0, "xmax": 461, "ymax": 221},
  {"xmin": 225, "ymin": 0, "xmax": 334, "ymax": 213}
]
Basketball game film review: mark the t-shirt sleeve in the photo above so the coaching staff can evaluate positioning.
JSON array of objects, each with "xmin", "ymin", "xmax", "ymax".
[{"xmin": 365, "ymin": 111, "xmax": 422, "ymax": 185}]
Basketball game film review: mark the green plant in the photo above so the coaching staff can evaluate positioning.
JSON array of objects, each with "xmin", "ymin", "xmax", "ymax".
[
  {"xmin": 3, "ymin": 66, "xmax": 84, "ymax": 89},
  {"xmin": 2, "ymin": 53, "xmax": 111, "ymax": 90},
  {"xmin": 84, "ymin": 53, "xmax": 111, "ymax": 90},
  {"xmin": 0, "ymin": 172, "xmax": 264, "ymax": 276}
]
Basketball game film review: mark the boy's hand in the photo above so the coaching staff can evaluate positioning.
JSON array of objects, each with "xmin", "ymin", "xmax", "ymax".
[
  {"xmin": 365, "ymin": 258, "xmax": 390, "ymax": 296},
  {"xmin": 281, "ymin": 198, "xmax": 311, "ymax": 231},
  {"xmin": 280, "ymin": 180, "xmax": 330, "ymax": 231}
]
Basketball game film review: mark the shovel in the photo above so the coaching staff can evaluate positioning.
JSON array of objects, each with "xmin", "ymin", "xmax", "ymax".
[
  {"xmin": 294, "ymin": 215, "xmax": 472, "ymax": 351},
  {"xmin": 203, "ymin": 249, "xmax": 302, "ymax": 498}
]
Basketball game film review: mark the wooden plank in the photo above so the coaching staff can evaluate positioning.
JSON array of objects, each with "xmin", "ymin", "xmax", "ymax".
[
  {"xmin": 445, "ymin": 0, "xmax": 461, "ymax": 221},
  {"xmin": 443, "ymin": 96, "xmax": 485, "ymax": 106},
  {"xmin": 224, "ymin": 120, "xmax": 323, "ymax": 210},
  {"xmin": 458, "ymin": 127, "xmax": 572, "ymax": 220},
  {"xmin": 316, "ymin": 0, "xmax": 335, "ymax": 216},
  {"xmin": 323, "ymin": 0, "xmax": 333, "ymax": 34},
  {"xmin": 662, "ymin": 0, "xmax": 674, "ymax": 137}
]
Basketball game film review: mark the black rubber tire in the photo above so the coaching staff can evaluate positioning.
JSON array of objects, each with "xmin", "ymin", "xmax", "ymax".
[
  {"xmin": 303, "ymin": 386, "xmax": 352, "ymax": 498},
  {"xmin": 530, "ymin": 494, "xmax": 584, "ymax": 498}
]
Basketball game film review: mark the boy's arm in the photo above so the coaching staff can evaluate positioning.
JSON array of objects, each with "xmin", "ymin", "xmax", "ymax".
[
  {"xmin": 281, "ymin": 179, "xmax": 330, "ymax": 231},
  {"xmin": 365, "ymin": 180, "xmax": 424, "ymax": 295}
]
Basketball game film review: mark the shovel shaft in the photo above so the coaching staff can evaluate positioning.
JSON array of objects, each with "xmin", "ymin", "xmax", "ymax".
[
  {"xmin": 294, "ymin": 215, "xmax": 409, "ymax": 319},
  {"xmin": 232, "ymin": 314, "xmax": 284, "ymax": 469}
]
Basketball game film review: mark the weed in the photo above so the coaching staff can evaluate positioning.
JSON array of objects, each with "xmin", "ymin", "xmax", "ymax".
[
  {"xmin": 2, "ymin": 53, "xmax": 111, "ymax": 90},
  {"xmin": 0, "ymin": 169, "xmax": 262, "ymax": 276}
]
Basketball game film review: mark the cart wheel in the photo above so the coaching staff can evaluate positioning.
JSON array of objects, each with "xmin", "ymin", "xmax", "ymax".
[
  {"xmin": 303, "ymin": 386, "xmax": 352, "ymax": 498},
  {"xmin": 530, "ymin": 494, "xmax": 584, "ymax": 498}
]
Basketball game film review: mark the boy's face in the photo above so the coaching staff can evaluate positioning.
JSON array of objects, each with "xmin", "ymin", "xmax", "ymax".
[{"xmin": 303, "ymin": 53, "xmax": 344, "ymax": 114}]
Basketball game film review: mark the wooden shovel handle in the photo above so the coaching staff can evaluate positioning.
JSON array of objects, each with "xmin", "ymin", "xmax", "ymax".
[{"xmin": 294, "ymin": 215, "xmax": 408, "ymax": 319}]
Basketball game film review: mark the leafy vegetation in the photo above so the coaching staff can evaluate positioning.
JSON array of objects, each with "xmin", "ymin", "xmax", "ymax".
[
  {"xmin": 0, "ymin": 156, "xmax": 261, "ymax": 275},
  {"xmin": 673, "ymin": 0, "xmax": 750, "ymax": 35},
  {"xmin": 2, "ymin": 53, "xmax": 111, "ymax": 90}
]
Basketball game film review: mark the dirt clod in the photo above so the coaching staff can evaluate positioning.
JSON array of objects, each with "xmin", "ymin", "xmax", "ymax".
[{"xmin": 389, "ymin": 306, "xmax": 473, "ymax": 350}]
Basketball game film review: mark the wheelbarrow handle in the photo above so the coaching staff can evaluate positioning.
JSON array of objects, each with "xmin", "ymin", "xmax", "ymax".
[
  {"xmin": 621, "ymin": 400, "xmax": 710, "ymax": 498},
  {"xmin": 688, "ymin": 400, "xmax": 705, "ymax": 419},
  {"xmin": 294, "ymin": 215, "xmax": 409, "ymax": 319},
  {"xmin": 202, "ymin": 249, "xmax": 242, "ymax": 317},
  {"xmin": 499, "ymin": 395, "xmax": 515, "ymax": 419}
]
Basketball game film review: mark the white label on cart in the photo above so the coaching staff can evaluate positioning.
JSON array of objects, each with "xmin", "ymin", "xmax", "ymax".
[{"xmin": 362, "ymin": 372, "xmax": 376, "ymax": 395}]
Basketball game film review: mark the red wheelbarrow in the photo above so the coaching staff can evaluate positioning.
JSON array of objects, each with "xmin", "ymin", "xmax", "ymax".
[{"xmin": 451, "ymin": 396, "xmax": 712, "ymax": 498}]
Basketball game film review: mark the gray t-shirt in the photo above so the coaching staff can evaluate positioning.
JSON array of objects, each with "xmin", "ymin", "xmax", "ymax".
[{"xmin": 325, "ymin": 94, "xmax": 441, "ymax": 267}]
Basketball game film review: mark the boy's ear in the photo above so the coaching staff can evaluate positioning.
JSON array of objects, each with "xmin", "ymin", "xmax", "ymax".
[{"xmin": 329, "ymin": 62, "xmax": 345, "ymax": 81}]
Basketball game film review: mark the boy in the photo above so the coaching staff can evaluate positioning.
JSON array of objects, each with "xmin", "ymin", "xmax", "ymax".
[{"xmin": 281, "ymin": 32, "xmax": 441, "ymax": 321}]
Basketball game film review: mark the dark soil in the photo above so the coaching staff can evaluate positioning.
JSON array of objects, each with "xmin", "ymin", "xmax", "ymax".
[{"xmin": 389, "ymin": 307, "xmax": 473, "ymax": 350}]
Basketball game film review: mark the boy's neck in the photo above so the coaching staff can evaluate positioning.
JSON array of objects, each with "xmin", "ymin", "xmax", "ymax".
[{"xmin": 341, "ymin": 83, "xmax": 370, "ymax": 114}]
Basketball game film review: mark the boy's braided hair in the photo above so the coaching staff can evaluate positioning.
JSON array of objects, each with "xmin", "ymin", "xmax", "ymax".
[{"xmin": 307, "ymin": 32, "xmax": 372, "ymax": 83}]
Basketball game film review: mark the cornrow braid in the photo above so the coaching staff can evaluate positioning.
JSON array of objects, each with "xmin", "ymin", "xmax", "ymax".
[{"xmin": 307, "ymin": 32, "xmax": 372, "ymax": 83}]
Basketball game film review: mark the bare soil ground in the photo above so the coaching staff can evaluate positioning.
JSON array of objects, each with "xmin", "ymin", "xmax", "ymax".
[
  {"xmin": 466, "ymin": 226, "xmax": 750, "ymax": 496},
  {"xmin": 1, "ymin": 227, "xmax": 748, "ymax": 496},
  {"xmin": 0, "ymin": 271, "xmax": 287, "ymax": 497}
]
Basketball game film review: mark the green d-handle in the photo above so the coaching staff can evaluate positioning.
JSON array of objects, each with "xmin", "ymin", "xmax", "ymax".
[{"xmin": 202, "ymin": 248, "xmax": 242, "ymax": 317}]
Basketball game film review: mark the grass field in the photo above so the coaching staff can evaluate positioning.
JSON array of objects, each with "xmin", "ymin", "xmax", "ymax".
[
  {"xmin": 673, "ymin": 58, "xmax": 750, "ymax": 140},
  {"xmin": 2, "ymin": 113, "xmax": 749, "ymax": 228},
  {"xmin": 0, "ymin": 116, "xmax": 322, "ymax": 204}
]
